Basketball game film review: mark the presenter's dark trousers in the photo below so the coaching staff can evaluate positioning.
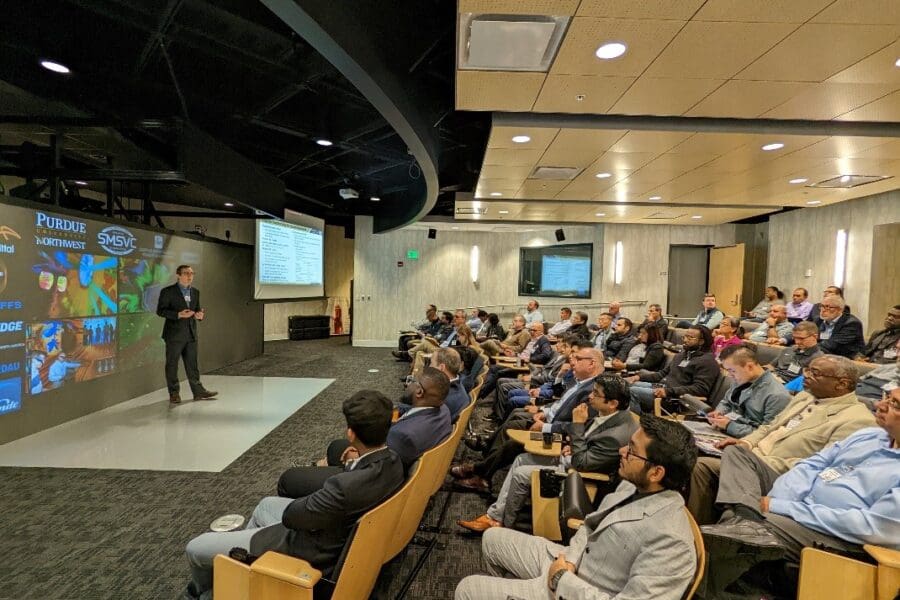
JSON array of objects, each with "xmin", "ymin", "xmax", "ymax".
[{"xmin": 165, "ymin": 338, "xmax": 201, "ymax": 395}]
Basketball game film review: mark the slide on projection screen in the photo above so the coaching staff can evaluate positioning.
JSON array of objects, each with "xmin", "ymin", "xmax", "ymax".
[
  {"xmin": 0, "ymin": 201, "xmax": 199, "ymax": 415},
  {"xmin": 518, "ymin": 243, "xmax": 593, "ymax": 298},
  {"xmin": 254, "ymin": 209, "xmax": 324, "ymax": 300}
]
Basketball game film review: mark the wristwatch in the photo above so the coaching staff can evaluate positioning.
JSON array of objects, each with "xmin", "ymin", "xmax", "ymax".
[{"xmin": 549, "ymin": 568, "xmax": 567, "ymax": 591}]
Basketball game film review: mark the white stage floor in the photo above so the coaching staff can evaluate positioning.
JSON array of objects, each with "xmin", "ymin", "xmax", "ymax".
[{"xmin": 0, "ymin": 375, "xmax": 333, "ymax": 472}]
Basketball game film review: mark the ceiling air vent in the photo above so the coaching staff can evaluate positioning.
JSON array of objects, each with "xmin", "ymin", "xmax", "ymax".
[
  {"xmin": 456, "ymin": 207, "xmax": 488, "ymax": 215},
  {"xmin": 530, "ymin": 166, "xmax": 581, "ymax": 180},
  {"xmin": 458, "ymin": 14, "xmax": 570, "ymax": 72},
  {"xmin": 808, "ymin": 174, "xmax": 892, "ymax": 188},
  {"xmin": 644, "ymin": 211, "xmax": 687, "ymax": 221}
]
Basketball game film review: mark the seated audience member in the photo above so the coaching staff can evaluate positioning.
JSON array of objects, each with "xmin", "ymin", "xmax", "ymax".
[
  {"xmin": 677, "ymin": 294, "xmax": 725, "ymax": 329},
  {"xmin": 183, "ymin": 391, "xmax": 404, "ymax": 600},
  {"xmin": 546, "ymin": 307, "xmax": 573, "ymax": 338},
  {"xmin": 476, "ymin": 312, "xmax": 505, "ymax": 343},
  {"xmin": 713, "ymin": 317, "xmax": 744, "ymax": 358},
  {"xmin": 638, "ymin": 303, "xmax": 669, "ymax": 341},
  {"xmin": 687, "ymin": 355, "xmax": 876, "ymax": 525},
  {"xmin": 707, "ymin": 343, "xmax": 791, "ymax": 438},
  {"xmin": 409, "ymin": 320, "xmax": 480, "ymax": 377},
  {"xmin": 567, "ymin": 311, "xmax": 591, "ymax": 340},
  {"xmin": 478, "ymin": 322, "xmax": 552, "ymax": 402},
  {"xmin": 394, "ymin": 310, "xmax": 457, "ymax": 361},
  {"xmin": 457, "ymin": 345, "xmax": 485, "ymax": 393},
  {"xmin": 746, "ymin": 304, "xmax": 794, "ymax": 345},
  {"xmin": 467, "ymin": 308, "xmax": 485, "ymax": 331},
  {"xmin": 592, "ymin": 312, "xmax": 614, "ymax": 351},
  {"xmin": 859, "ymin": 304, "xmax": 900, "ymax": 363},
  {"xmin": 744, "ymin": 286, "xmax": 786, "ymax": 321},
  {"xmin": 457, "ymin": 376, "xmax": 638, "ymax": 532},
  {"xmin": 603, "ymin": 317, "xmax": 637, "ymax": 362},
  {"xmin": 454, "ymin": 415, "xmax": 698, "ymax": 600},
  {"xmin": 607, "ymin": 300, "xmax": 624, "ymax": 326},
  {"xmin": 480, "ymin": 315, "xmax": 529, "ymax": 357},
  {"xmin": 451, "ymin": 349, "xmax": 603, "ymax": 493},
  {"xmin": 700, "ymin": 389, "xmax": 900, "ymax": 597},
  {"xmin": 627, "ymin": 325, "xmax": 720, "ymax": 414},
  {"xmin": 814, "ymin": 296, "xmax": 865, "ymax": 358},
  {"xmin": 431, "ymin": 348, "xmax": 470, "ymax": 421},
  {"xmin": 498, "ymin": 337, "xmax": 581, "ymax": 418},
  {"xmin": 807, "ymin": 285, "xmax": 851, "ymax": 322},
  {"xmin": 397, "ymin": 304, "xmax": 439, "ymax": 352},
  {"xmin": 523, "ymin": 299, "xmax": 544, "ymax": 325},
  {"xmin": 612, "ymin": 324, "xmax": 666, "ymax": 372},
  {"xmin": 785, "ymin": 287, "xmax": 813, "ymax": 321},
  {"xmin": 766, "ymin": 321, "xmax": 824, "ymax": 384}
]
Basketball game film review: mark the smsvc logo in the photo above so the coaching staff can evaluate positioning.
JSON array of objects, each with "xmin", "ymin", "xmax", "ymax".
[{"xmin": 98, "ymin": 225, "xmax": 137, "ymax": 256}]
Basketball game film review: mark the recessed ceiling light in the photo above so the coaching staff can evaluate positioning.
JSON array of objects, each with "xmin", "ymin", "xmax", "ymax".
[
  {"xmin": 789, "ymin": 178, "xmax": 808, "ymax": 184},
  {"xmin": 691, "ymin": 215, "xmax": 703, "ymax": 219},
  {"xmin": 595, "ymin": 42, "xmax": 627, "ymax": 60},
  {"xmin": 895, "ymin": 57, "xmax": 900, "ymax": 67},
  {"xmin": 498, "ymin": 210, "xmax": 509, "ymax": 214},
  {"xmin": 761, "ymin": 142, "xmax": 784, "ymax": 151},
  {"xmin": 370, "ymin": 196, "xmax": 380, "ymax": 202},
  {"xmin": 451, "ymin": 226, "xmax": 459, "ymax": 230},
  {"xmin": 806, "ymin": 200, "xmax": 822, "ymax": 205},
  {"xmin": 490, "ymin": 192, "xmax": 502, "ymax": 197},
  {"xmin": 224, "ymin": 202, "xmax": 234, "ymax": 207},
  {"xmin": 595, "ymin": 212, "xmax": 606, "ymax": 217},
  {"xmin": 649, "ymin": 195, "xmax": 662, "ymax": 201},
  {"xmin": 840, "ymin": 174, "xmax": 852, "ymax": 183},
  {"xmin": 316, "ymin": 139, "xmax": 333, "ymax": 146},
  {"xmin": 511, "ymin": 135, "xmax": 531, "ymax": 143},
  {"xmin": 595, "ymin": 172, "xmax": 612, "ymax": 179},
  {"xmin": 40, "ymin": 60, "xmax": 70, "ymax": 74},
  {"xmin": 73, "ymin": 180, "xmax": 87, "ymax": 186}
]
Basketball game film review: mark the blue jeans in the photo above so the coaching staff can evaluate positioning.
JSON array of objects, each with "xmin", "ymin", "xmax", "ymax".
[{"xmin": 629, "ymin": 381, "xmax": 658, "ymax": 414}]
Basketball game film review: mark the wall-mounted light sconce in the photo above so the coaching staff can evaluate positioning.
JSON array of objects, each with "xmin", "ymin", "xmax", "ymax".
[
  {"xmin": 613, "ymin": 241, "xmax": 624, "ymax": 285},
  {"xmin": 470, "ymin": 245, "xmax": 480, "ymax": 283},
  {"xmin": 833, "ymin": 229, "xmax": 847, "ymax": 288}
]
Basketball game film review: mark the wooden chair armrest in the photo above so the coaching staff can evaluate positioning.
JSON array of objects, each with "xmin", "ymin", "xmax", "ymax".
[
  {"xmin": 567, "ymin": 518, "xmax": 584, "ymax": 530},
  {"xmin": 576, "ymin": 471, "xmax": 610, "ymax": 482},
  {"xmin": 251, "ymin": 552, "xmax": 322, "ymax": 589},
  {"xmin": 865, "ymin": 545, "xmax": 900, "ymax": 569}
]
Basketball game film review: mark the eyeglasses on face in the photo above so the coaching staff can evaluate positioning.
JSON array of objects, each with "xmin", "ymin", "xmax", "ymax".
[
  {"xmin": 802, "ymin": 366, "xmax": 839, "ymax": 379},
  {"xmin": 574, "ymin": 355, "xmax": 594, "ymax": 362},
  {"xmin": 624, "ymin": 444, "xmax": 651, "ymax": 463}
]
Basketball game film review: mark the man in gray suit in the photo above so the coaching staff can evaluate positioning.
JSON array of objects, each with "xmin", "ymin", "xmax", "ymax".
[
  {"xmin": 455, "ymin": 415, "xmax": 698, "ymax": 600},
  {"xmin": 457, "ymin": 376, "xmax": 638, "ymax": 532}
]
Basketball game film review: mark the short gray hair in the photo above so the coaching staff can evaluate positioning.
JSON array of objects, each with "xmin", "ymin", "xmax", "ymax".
[{"xmin": 821, "ymin": 296, "xmax": 846, "ymax": 311}]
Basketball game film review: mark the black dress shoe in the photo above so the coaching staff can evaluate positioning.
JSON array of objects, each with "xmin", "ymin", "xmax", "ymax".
[
  {"xmin": 701, "ymin": 517, "xmax": 785, "ymax": 556},
  {"xmin": 193, "ymin": 390, "xmax": 218, "ymax": 400},
  {"xmin": 169, "ymin": 392, "xmax": 182, "ymax": 404},
  {"xmin": 391, "ymin": 350, "xmax": 410, "ymax": 361},
  {"xmin": 464, "ymin": 435, "xmax": 489, "ymax": 452}
]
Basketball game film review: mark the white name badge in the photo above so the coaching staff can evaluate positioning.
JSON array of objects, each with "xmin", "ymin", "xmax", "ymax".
[
  {"xmin": 787, "ymin": 362, "xmax": 802, "ymax": 374},
  {"xmin": 885, "ymin": 348, "xmax": 898, "ymax": 359},
  {"xmin": 724, "ymin": 411, "xmax": 742, "ymax": 421},
  {"xmin": 678, "ymin": 359, "xmax": 690, "ymax": 368},
  {"xmin": 184, "ymin": 294, "xmax": 191, "ymax": 303},
  {"xmin": 818, "ymin": 468, "xmax": 843, "ymax": 482},
  {"xmin": 785, "ymin": 418, "xmax": 802, "ymax": 430}
]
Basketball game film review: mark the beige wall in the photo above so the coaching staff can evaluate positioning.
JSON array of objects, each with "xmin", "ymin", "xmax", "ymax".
[
  {"xmin": 352, "ymin": 217, "xmax": 735, "ymax": 345},
  {"xmin": 766, "ymin": 190, "xmax": 900, "ymax": 333},
  {"xmin": 867, "ymin": 222, "xmax": 900, "ymax": 332}
]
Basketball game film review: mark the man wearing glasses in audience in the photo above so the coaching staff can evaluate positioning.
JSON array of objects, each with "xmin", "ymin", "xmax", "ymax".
[
  {"xmin": 813, "ymin": 296, "xmax": 865, "ymax": 358},
  {"xmin": 765, "ymin": 321, "xmax": 824, "ymax": 385}
]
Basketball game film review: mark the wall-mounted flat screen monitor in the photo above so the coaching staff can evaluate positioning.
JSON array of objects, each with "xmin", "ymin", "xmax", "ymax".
[{"xmin": 518, "ymin": 243, "xmax": 593, "ymax": 299}]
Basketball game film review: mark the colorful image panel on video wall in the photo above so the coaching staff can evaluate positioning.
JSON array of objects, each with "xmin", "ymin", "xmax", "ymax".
[
  {"xmin": 32, "ymin": 251, "xmax": 118, "ymax": 319},
  {"xmin": 118, "ymin": 257, "xmax": 176, "ymax": 314},
  {"xmin": 118, "ymin": 312, "xmax": 165, "ymax": 368},
  {"xmin": 26, "ymin": 317, "xmax": 117, "ymax": 395}
]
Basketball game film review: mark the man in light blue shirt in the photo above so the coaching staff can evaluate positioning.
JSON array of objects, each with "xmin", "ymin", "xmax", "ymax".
[
  {"xmin": 700, "ymin": 388, "xmax": 899, "ymax": 594},
  {"xmin": 524, "ymin": 299, "xmax": 544, "ymax": 325},
  {"xmin": 746, "ymin": 305, "xmax": 794, "ymax": 346}
]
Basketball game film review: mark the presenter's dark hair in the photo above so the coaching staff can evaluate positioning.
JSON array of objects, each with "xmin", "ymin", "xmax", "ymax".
[
  {"xmin": 640, "ymin": 414, "xmax": 698, "ymax": 491},
  {"xmin": 176, "ymin": 264, "xmax": 192, "ymax": 275},
  {"xmin": 342, "ymin": 390, "xmax": 393, "ymax": 447}
]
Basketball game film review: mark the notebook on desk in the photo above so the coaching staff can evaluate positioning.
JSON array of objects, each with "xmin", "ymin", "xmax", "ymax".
[{"xmin": 681, "ymin": 420, "xmax": 727, "ymax": 457}]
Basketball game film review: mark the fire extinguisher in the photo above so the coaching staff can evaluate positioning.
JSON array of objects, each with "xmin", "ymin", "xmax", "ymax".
[{"xmin": 334, "ymin": 303, "xmax": 343, "ymax": 334}]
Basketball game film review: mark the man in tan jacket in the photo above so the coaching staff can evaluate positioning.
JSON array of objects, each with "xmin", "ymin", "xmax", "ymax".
[
  {"xmin": 688, "ymin": 355, "xmax": 875, "ymax": 525},
  {"xmin": 480, "ymin": 314, "xmax": 530, "ymax": 357}
]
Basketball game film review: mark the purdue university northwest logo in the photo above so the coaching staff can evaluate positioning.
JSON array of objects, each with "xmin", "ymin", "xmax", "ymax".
[{"xmin": 0, "ymin": 226, "xmax": 21, "ymax": 241}]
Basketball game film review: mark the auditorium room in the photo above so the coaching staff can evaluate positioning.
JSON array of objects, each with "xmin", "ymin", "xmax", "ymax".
[{"xmin": 1, "ymin": 1, "xmax": 899, "ymax": 599}]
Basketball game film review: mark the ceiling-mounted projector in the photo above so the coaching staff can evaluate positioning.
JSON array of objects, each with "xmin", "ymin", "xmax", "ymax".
[{"xmin": 339, "ymin": 188, "xmax": 359, "ymax": 200}]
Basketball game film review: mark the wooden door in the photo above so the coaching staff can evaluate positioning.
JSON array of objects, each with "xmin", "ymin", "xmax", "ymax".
[{"xmin": 708, "ymin": 244, "xmax": 745, "ymax": 315}]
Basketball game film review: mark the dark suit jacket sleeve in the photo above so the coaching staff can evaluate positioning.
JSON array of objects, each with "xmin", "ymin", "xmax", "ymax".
[
  {"xmin": 614, "ymin": 336, "xmax": 638, "ymax": 362},
  {"xmin": 386, "ymin": 428, "xmax": 417, "ymax": 464},
  {"xmin": 156, "ymin": 286, "xmax": 182, "ymax": 321},
  {"xmin": 568, "ymin": 422, "xmax": 622, "ymax": 473},
  {"xmin": 818, "ymin": 317, "xmax": 865, "ymax": 356},
  {"xmin": 281, "ymin": 474, "xmax": 348, "ymax": 532},
  {"xmin": 549, "ymin": 387, "xmax": 596, "ymax": 435},
  {"xmin": 529, "ymin": 338, "xmax": 553, "ymax": 365}
]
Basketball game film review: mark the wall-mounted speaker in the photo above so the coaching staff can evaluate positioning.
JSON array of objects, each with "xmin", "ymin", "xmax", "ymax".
[
  {"xmin": 427, "ymin": 228, "xmax": 437, "ymax": 239},
  {"xmin": 555, "ymin": 228, "xmax": 565, "ymax": 242}
]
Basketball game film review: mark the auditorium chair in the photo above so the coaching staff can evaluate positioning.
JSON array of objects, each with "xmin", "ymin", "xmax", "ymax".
[
  {"xmin": 212, "ymin": 458, "xmax": 421, "ymax": 600},
  {"xmin": 798, "ymin": 545, "xmax": 900, "ymax": 600}
]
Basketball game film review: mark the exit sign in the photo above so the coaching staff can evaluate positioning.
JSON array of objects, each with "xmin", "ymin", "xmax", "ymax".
[{"xmin": 407, "ymin": 249, "xmax": 419, "ymax": 260}]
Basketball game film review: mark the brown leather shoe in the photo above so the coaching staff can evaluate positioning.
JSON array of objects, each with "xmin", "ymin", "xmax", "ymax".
[
  {"xmin": 169, "ymin": 393, "xmax": 182, "ymax": 404},
  {"xmin": 193, "ymin": 390, "xmax": 218, "ymax": 401},
  {"xmin": 450, "ymin": 463, "xmax": 475, "ymax": 479},
  {"xmin": 454, "ymin": 475, "xmax": 490, "ymax": 493},
  {"xmin": 457, "ymin": 514, "xmax": 501, "ymax": 533}
]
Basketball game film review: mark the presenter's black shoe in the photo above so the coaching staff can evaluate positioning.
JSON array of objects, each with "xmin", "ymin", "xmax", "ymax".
[
  {"xmin": 194, "ymin": 390, "xmax": 218, "ymax": 401},
  {"xmin": 169, "ymin": 393, "xmax": 182, "ymax": 404}
]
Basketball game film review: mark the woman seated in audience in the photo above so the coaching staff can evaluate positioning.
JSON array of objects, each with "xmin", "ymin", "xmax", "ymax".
[
  {"xmin": 612, "ymin": 325, "xmax": 666, "ymax": 373},
  {"xmin": 712, "ymin": 317, "xmax": 744, "ymax": 358},
  {"xmin": 476, "ymin": 313, "xmax": 505, "ymax": 343}
]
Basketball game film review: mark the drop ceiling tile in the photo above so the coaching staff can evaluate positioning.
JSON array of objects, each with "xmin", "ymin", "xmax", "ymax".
[
  {"xmin": 483, "ymin": 147, "xmax": 546, "ymax": 167},
  {"xmin": 590, "ymin": 151, "xmax": 659, "ymax": 171},
  {"xmin": 642, "ymin": 152, "xmax": 719, "ymax": 174},
  {"xmin": 487, "ymin": 126, "xmax": 559, "ymax": 149},
  {"xmin": 787, "ymin": 136, "xmax": 896, "ymax": 159},
  {"xmin": 644, "ymin": 21, "xmax": 797, "ymax": 79},
  {"xmin": 609, "ymin": 78, "xmax": 724, "ymax": 115},
  {"xmin": 456, "ymin": 71, "xmax": 546, "ymax": 111},
  {"xmin": 811, "ymin": 0, "xmax": 900, "ymax": 24},
  {"xmin": 693, "ymin": 0, "xmax": 833, "ymax": 23},
  {"xmin": 479, "ymin": 164, "xmax": 536, "ymax": 180},
  {"xmin": 668, "ymin": 133, "xmax": 758, "ymax": 155},
  {"xmin": 459, "ymin": 0, "xmax": 581, "ymax": 14},
  {"xmin": 532, "ymin": 75, "xmax": 635, "ymax": 113},
  {"xmin": 614, "ymin": 169, "xmax": 677, "ymax": 187},
  {"xmin": 576, "ymin": 0, "xmax": 706, "ymax": 20},
  {"xmin": 737, "ymin": 23, "xmax": 900, "ymax": 82},
  {"xmin": 554, "ymin": 189, "xmax": 597, "ymax": 201},
  {"xmin": 538, "ymin": 129, "xmax": 628, "ymax": 168},
  {"xmin": 608, "ymin": 131, "xmax": 693, "ymax": 153},
  {"xmin": 827, "ymin": 40, "xmax": 900, "ymax": 84},
  {"xmin": 685, "ymin": 80, "xmax": 815, "ymax": 118},
  {"xmin": 516, "ymin": 179, "xmax": 570, "ymax": 199},
  {"xmin": 763, "ymin": 82, "xmax": 897, "ymax": 119},
  {"xmin": 474, "ymin": 179, "xmax": 525, "ymax": 198},
  {"xmin": 549, "ymin": 17, "xmax": 686, "ymax": 76},
  {"xmin": 837, "ymin": 91, "xmax": 900, "ymax": 122},
  {"xmin": 849, "ymin": 139, "xmax": 900, "ymax": 159}
]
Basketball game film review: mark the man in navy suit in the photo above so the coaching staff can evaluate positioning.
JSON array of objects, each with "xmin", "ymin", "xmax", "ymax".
[
  {"xmin": 431, "ymin": 347, "xmax": 471, "ymax": 422},
  {"xmin": 156, "ymin": 265, "xmax": 217, "ymax": 404}
]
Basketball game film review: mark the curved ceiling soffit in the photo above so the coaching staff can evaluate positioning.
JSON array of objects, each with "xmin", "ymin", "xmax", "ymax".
[{"xmin": 260, "ymin": 0, "xmax": 440, "ymax": 233}]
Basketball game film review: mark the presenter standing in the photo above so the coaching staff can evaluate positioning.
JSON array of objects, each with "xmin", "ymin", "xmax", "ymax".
[{"xmin": 156, "ymin": 265, "xmax": 218, "ymax": 404}]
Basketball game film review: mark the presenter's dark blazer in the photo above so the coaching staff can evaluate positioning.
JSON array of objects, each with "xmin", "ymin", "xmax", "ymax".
[
  {"xmin": 387, "ymin": 404, "xmax": 452, "ymax": 467},
  {"xmin": 249, "ymin": 448, "xmax": 404, "ymax": 575},
  {"xmin": 445, "ymin": 379, "xmax": 471, "ymax": 423},
  {"xmin": 156, "ymin": 283, "xmax": 201, "ymax": 342}
]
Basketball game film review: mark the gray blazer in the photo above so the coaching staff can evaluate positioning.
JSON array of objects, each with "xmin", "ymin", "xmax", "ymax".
[
  {"xmin": 555, "ymin": 482, "xmax": 696, "ymax": 600},
  {"xmin": 568, "ymin": 410, "xmax": 638, "ymax": 475}
]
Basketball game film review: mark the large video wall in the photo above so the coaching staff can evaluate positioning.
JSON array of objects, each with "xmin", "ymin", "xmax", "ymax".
[{"xmin": 0, "ymin": 202, "xmax": 200, "ymax": 416}]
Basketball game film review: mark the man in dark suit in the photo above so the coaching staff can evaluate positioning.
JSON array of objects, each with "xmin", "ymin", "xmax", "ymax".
[
  {"xmin": 814, "ymin": 296, "xmax": 865, "ymax": 358},
  {"xmin": 183, "ymin": 390, "xmax": 404, "ymax": 599},
  {"xmin": 156, "ymin": 265, "xmax": 216, "ymax": 404},
  {"xmin": 431, "ymin": 347, "xmax": 471, "ymax": 422}
]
